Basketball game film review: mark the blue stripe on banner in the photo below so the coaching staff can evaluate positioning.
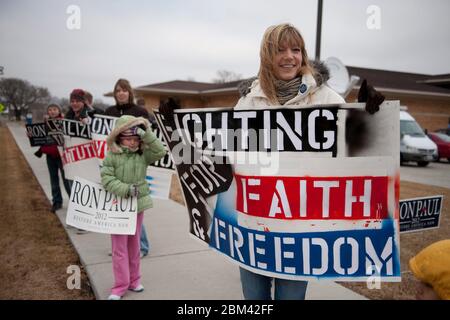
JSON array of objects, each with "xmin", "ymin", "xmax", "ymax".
[
  {"xmin": 145, "ymin": 176, "xmax": 153, "ymax": 194},
  {"xmin": 210, "ymin": 196, "xmax": 400, "ymax": 279}
]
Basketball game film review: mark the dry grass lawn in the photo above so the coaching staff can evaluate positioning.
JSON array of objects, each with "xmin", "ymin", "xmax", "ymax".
[{"xmin": 0, "ymin": 123, "xmax": 95, "ymax": 300}]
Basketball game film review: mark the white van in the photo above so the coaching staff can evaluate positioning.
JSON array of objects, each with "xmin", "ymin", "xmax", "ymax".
[{"xmin": 400, "ymin": 110, "xmax": 437, "ymax": 167}]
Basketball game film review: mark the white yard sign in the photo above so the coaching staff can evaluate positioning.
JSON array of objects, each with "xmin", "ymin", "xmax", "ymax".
[{"xmin": 66, "ymin": 176, "xmax": 137, "ymax": 235}]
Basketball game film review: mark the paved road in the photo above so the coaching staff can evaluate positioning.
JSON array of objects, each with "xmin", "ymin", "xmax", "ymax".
[{"xmin": 400, "ymin": 161, "xmax": 450, "ymax": 189}]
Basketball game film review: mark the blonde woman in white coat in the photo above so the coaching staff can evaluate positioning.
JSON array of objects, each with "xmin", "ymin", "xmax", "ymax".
[
  {"xmin": 234, "ymin": 23, "xmax": 384, "ymax": 300},
  {"xmin": 157, "ymin": 22, "xmax": 384, "ymax": 300},
  {"xmin": 236, "ymin": 24, "xmax": 346, "ymax": 111}
]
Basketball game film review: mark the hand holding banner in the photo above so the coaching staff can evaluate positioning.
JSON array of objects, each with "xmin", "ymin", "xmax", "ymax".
[
  {"xmin": 154, "ymin": 102, "xmax": 402, "ymax": 282},
  {"xmin": 66, "ymin": 176, "xmax": 137, "ymax": 235}
]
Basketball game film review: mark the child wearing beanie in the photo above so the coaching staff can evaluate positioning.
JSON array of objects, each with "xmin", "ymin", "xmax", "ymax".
[
  {"xmin": 66, "ymin": 88, "xmax": 90, "ymax": 122},
  {"xmin": 101, "ymin": 115, "xmax": 166, "ymax": 300},
  {"xmin": 34, "ymin": 104, "xmax": 72, "ymax": 212}
]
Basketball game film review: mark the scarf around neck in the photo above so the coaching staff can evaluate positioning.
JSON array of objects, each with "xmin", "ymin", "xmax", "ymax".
[
  {"xmin": 119, "ymin": 143, "xmax": 140, "ymax": 153},
  {"xmin": 274, "ymin": 77, "xmax": 302, "ymax": 105}
]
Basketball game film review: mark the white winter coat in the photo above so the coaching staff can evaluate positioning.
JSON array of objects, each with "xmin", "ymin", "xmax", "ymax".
[{"xmin": 235, "ymin": 72, "xmax": 345, "ymax": 110}]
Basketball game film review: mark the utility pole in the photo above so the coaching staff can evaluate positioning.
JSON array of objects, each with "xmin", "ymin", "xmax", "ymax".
[{"xmin": 315, "ymin": 0, "xmax": 323, "ymax": 60}]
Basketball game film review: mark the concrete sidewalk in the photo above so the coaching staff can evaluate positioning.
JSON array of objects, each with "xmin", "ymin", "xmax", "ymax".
[{"xmin": 7, "ymin": 121, "xmax": 367, "ymax": 300}]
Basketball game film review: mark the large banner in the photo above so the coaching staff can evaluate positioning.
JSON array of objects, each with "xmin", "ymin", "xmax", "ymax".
[
  {"xmin": 66, "ymin": 177, "xmax": 137, "ymax": 234},
  {"xmin": 44, "ymin": 114, "xmax": 174, "ymax": 198},
  {"xmin": 155, "ymin": 101, "xmax": 401, "ymax": 281}
]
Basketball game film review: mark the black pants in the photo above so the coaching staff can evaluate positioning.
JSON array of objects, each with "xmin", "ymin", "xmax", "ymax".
[{"xmin": 46, "ymin": 155, "xmax": 72, "ymax": 205}]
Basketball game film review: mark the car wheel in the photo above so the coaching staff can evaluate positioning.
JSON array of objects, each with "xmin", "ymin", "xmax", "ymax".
[
  {"xmin": 434, "ymin": 153, "xmax": 440, "ymax": 162},
  {"xmin": 417, "ymin": 161, "xmax": 429, "ymax": 167}
]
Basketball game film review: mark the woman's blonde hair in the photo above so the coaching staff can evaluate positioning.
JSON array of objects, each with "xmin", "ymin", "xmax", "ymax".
[
  {"xmin": 259, "ymin": 23, "xmax": 314, "ymax": 104},
  {"xmin": 114, "ymin": 78, "xmax": 135, "ymax": 105}
]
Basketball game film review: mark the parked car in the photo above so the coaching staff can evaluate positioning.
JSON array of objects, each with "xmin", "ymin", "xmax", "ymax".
[
  {"xmin": 427, "ymin": 132, "xmax": 450, "ymax": 162},
  {"xmin": 400, "ymin": 111, "xmax": 437, "ymax": 167},
  {"xmin": 435, "ymin": 128, "xmax": 450, "ymax": 135}
]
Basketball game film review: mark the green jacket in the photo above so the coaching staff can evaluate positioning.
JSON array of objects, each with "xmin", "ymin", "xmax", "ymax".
[{"xmin": 101, "ymin": 115, "xmax": 167, "ymax": 212}]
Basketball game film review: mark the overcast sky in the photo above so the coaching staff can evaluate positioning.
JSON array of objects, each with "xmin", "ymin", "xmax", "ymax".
[{"xmin": 1, "ymin": 0, "xmax": 449, "ymax": 104}]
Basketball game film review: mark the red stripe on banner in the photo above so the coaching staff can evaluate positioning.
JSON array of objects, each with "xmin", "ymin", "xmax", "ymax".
[
  {"xmin": 93, "ymin": 140, "xmax": 107, "ymax": 160},
  {"xmin": 393, "ymin": 171, "xmax": 400, "ymax": 220},
  {"xmin": 61, "ymin": 142, "xmax": 97, "ymax": 164},
  {"xmin": 235, "ymin": 174, "xmax": 388, "ymax": 220}
]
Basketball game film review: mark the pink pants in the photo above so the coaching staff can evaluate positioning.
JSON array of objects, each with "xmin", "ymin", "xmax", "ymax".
[{"xmin": 110, "ymin": 212, "xmax": 144, "ymax": 296}]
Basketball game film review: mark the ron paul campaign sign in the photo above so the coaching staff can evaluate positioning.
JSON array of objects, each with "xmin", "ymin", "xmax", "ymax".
[
  {"xmin": 155, "ymin": 101, "xmax": 401, "ymax": 282},
  {"xmin": 399, "ymin": 195, "xmax": 443, "ymax": 233},
  {"xmin": 26, "ymin": 122, "xmax": 58, "ymax": 146},
  {"xmin": 66, "ymin": 176, "xmax": 137, "ymax": 234}
]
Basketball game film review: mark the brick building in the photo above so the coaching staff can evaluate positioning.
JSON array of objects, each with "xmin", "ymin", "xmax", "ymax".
[{"xmin": 106, "ymin": 66, "xmax": 450, "ymax": 131}]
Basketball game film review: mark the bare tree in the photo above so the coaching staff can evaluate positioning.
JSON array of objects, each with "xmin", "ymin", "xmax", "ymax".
[
  {"xmin": 0, "ymin": 78, "xmax": 51, "ymax": 121},
  {"xmin": 50, "ymin": 96, "xmax": 67, "ymax": 106},
  {"xmin": 212, "ymin": 70, "xmax": 242, "ymax": 83}
]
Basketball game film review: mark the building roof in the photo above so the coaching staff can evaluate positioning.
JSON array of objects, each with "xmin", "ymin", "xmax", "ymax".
[
  {"xmin": 134, "ymin": 80, "xmax": 243, "ymax": 96},
  {"xmin": 415, "ymin": 73, "xmax": 450, "ymax": 90},
  {"xmin": 104, "ymin": 67, "xmax": 450, "ymax": 98},
  {"xmin": 104, "ymin": 79, "xmax": 243, "ymax": 97},
  {"xmin": 346, "ymin": 66, "xmax": 450, "ymax": 96}
]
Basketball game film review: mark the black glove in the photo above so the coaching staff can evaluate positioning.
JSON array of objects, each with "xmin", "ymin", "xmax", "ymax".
[
  {"xmin": 358, "ymin": 79, "xmax": 385, "ymax": 115},
  {"xmin": 159, "ymin": 97, "xmax": 181, "ymax": 123},
  {"xmin": 34, "ymin": 149, "xmax": 43, "ymax": 158},
  {"xmin": 87, "ymin": 109, "xmax": 97, "ymax": 118}
]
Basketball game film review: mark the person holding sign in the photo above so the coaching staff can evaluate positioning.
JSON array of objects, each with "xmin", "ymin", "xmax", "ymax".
[
  {"xmin": 64, "ymin": 89, "xmax": 92, "ymax": 234},
  {"xmin": 101, "ymin": 115, "xmax": 166, "ymax": 300},
  {"xmin": 158, "ymin": 23, "xmax": 386, "ymax": 300},
  {"xmin": 34, "ymin": 104, "xmax": 72, "ymax": 213},
  {"xmin": 234, "ymin": 23, "xmax": 385, "ymax": 300},
  {"xmin": 105, "ymin": 79, "xmax": 152, "ymax": 258}
]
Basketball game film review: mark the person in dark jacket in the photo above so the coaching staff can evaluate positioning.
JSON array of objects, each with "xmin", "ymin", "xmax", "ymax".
[
  {"xmin": 65, "ymin": 89, "xmax": 91, "ymax": 122},
  {"xmin": 35, "ymin": 104, "xmax": 72, "ymax": 212},
  {"xmin": 104, "ymin": 79, "xmax": 150, "ymax": 119},
  {"xmin": 64, "ymin": 89, "xmax": 92, "ymax": 233}
]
